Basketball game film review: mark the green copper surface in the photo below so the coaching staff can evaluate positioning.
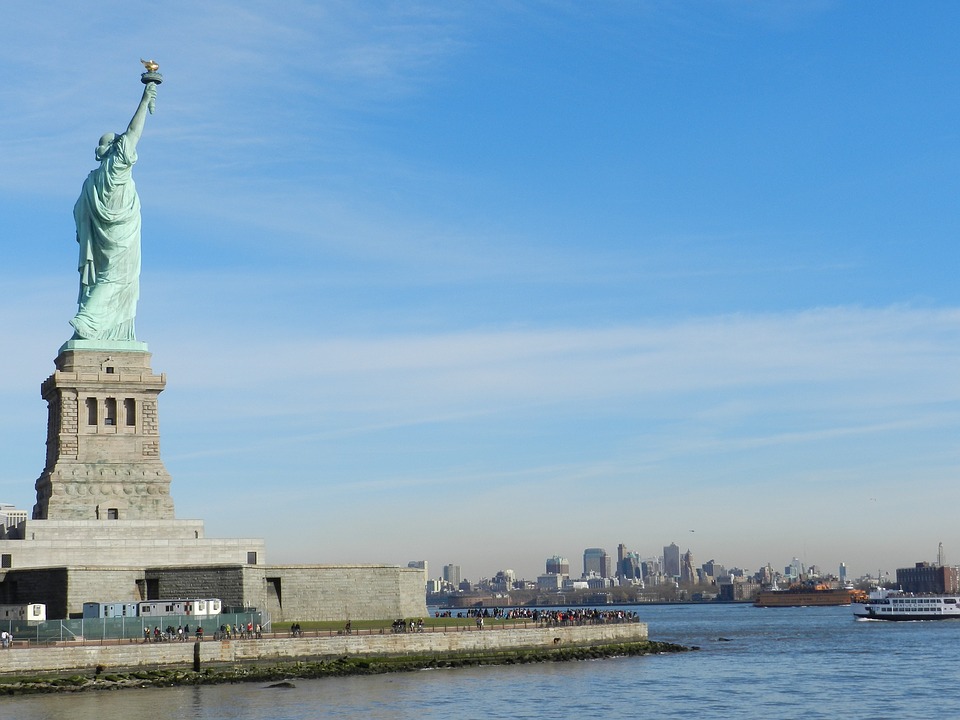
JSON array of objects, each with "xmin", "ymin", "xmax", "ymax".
[{"xmin": 69, "ymin": 80, "xmax": 158, "ymax": 344}]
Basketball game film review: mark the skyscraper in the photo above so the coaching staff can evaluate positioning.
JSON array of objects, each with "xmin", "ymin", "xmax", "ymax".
[
  {"xmin": 546, "ymin": 555, "xmax": 570, "ymax": 576},
  {"xmin": 583, "ymin": 547, "xmax": 611, "ymax": 578},
  {"xmin": 786, "ymin": 558, "xmax": 803, "ymax": 580},
  {"xmin": 663, "ymin": 542, "xmax": 681, "ymax": 579},
  {"xmin": 680, "ymin": 549, "xmax": 696, "ymax": 584},
  {"xmin": 442, "ymin": 564, "xmax": 461, "ymax": 587},
  {"xmin": 620, "ymin": 552, "xmax": 641, "ymax": 580}
]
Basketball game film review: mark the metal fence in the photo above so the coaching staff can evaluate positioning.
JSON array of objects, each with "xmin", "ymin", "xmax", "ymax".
[{"xmin": 0, "ymin": 612, "xmax": 264, "ymax": 644}]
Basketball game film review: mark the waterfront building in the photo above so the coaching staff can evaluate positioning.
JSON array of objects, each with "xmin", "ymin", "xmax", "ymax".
[
  {"xmin": 718, "ymin": 576, "xmax": 760, "ymax": 601},
  {"xmin": 896, "ymin": 562, "xmax": 960, "ymax": 594}
]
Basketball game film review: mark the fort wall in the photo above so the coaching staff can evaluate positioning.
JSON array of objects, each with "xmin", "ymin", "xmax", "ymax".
[{"xmin": 0, "ymin": 622, "xmax": 649, "ymax": 675}]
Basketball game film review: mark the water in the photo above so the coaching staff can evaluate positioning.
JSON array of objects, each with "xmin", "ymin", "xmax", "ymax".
[{"xmin": 6, "ymin": 604, "xmax": 960, "ymax": 718}]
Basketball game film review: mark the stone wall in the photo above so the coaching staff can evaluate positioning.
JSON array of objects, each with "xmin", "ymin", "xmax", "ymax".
[
  {"xmin": 0, "ymin": 568, "xmax": 69, "ymax": 617},
  {"xmin": 35, "ymin": 349, "xmax": 175, "ymax": 521},
  {"xmin": 0, "ymin": 521, "xmax": 265, "ymax": 573},
  {"xmin": 251, "ymin": 565, "xmax": 427, "ymax": 622},
  {"xmin": 0, "ymin": 567, "xmax": 143, "ymax": 619},
  {"xmin": 0, "ymin": 562, "xmax": 424, "ymax": 621},
  {"xmin": 0, "ymin": 622, "xmax": 649, "ymax": 675},
  {"xmin": 64, "ymin": 568, "xmax": 145, "ymax": 614},
  {"xmin": 146, "ymin": 566, "xmax": 248, "ymax": 609},
  {"xmin": 21, "ymin": 519, "xmax": 206, "ymax": 541}
]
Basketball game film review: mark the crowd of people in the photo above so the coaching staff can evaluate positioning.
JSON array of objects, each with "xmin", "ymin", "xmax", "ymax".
[
  {"xmin": 391, "ymin": 618, "xmax": 425, "ymax": 633},
  {"xmin": 215, "ymin": 622, "xmax": 262, "ymax": 639},
  {"xmin": 455, "ymin": 607, "xmax": 640, "ymax": 626},
  {"xmin": 144, "ymin": 625, "xmax": 192, "ymax": 642},
  {"xmin": 141, "ymin": 622, "xmax": 261, "ymax": 642}
]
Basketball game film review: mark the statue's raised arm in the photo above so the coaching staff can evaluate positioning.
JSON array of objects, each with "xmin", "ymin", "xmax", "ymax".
[
  {"xmin": 125, "ymin": 83, "xmax": 157, "ymax": 148},
  {"xmin": 69, "ymin": 66, "xmax": 162, "ymax": 345}
]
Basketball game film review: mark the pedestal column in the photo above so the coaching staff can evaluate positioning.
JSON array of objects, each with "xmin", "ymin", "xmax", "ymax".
[{"xmin": 33, "ymin": 346, "xmax": 175, "ymax": 520}]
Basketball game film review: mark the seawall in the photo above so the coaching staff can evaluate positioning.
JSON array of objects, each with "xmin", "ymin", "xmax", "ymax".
[{"xmin": 0, "ymin": 623, "xmax": 648, "ymax": 676}]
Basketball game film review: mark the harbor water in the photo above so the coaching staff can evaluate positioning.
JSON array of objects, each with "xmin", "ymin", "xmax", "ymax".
[{"xmin": 6, "ymin": 603, "xmax": 960, "ymax": 718}]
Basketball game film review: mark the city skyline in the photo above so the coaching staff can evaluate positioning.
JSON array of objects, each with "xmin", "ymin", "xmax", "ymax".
[
  {"xmin": 421, "ymin": 541, "xmax": 913, "ymax": 587},
  {"xmin": 2, "ymin": 3, "xmax": 960, "ymax": 582}
]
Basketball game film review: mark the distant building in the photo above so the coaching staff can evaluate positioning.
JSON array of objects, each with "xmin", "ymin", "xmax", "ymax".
[
  {"xmin": 663, "ymin": 543, "xmax": 681, "ymax": 579},
  {"xmin": 537, "ymin": 573, "xmax": 564, "ymax": 591},
  {"xmin": 619, "ymin": 552, "xmax": 641, "ymax": 580},
  {"xmin": 786, "ymin": 558, "xmax": 804, "ymax": 580},
  {"xmin": 701, "ymin": 559, "xmax": 717, "ymax": 579},
  {"xmin": 756, "ymin": 564, "xmax": 774, "ymax": 586},
  {"xmin": 0, "ymin": 504, "xmax": 27, "ymax": 538},
  {"xmin": 896, "ymin": 562, "xmax": 960, "ymax": 594},
  {"xmin": 490, "ymin": 569, "xmax": 515, "ymax": 592},
  {"xmin": 718, "ymin": 577, "xmax": 760, "ymax": 602},
  {"xmin": 442, "ymin": 564, "xmax": 461, "ymax": 587},
  {"xmin": 680, "ymin": 549, "xmax": 696, "ymax": 584},
  {"xmin": 583, "ymin": 548, "xmax": 611, "ymax": 578},
  {"xmin": 839, "ymin": 562, "xmax": 847, "ymax": 585},
  {"xmin": 586, "ymin": 575, "xmax": 613, "ymax": 589},
  {"xmin": 407, "ymin": 560, "xmax": 428, "ymax": 587},
  {"xmin": 642, "ymin": 558, "xmax": 661, "ymax": 580},
  {"xmin": 545, "ymin": 555, "xmax": 570, "ymax": 576}
]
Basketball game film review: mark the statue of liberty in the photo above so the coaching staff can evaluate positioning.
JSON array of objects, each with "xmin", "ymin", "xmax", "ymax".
[{"xmin": 70, "ymin": 70, "xmax": 159, "ymax": 342}]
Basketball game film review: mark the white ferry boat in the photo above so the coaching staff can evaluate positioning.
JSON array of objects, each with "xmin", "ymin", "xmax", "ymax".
[{"xmin": 853, "ymin": 587, "xmax": 960, "ymax": 621}]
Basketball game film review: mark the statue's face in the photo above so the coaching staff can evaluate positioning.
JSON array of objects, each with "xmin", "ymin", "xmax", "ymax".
[{"xmin": 95, "ymin": 133, "xmax": 117, "ymax": 161}]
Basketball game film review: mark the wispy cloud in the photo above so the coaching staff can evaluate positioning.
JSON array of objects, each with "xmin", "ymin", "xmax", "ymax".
[
  {"xmin": 142, "ymin": 304, "xmax": 960, "ymax": 431},
  {"xmin": 0, "ymin": 2, "xmax": 472, "ymax": 192}
]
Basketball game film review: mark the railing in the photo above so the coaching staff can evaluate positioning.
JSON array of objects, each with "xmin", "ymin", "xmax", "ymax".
[
  {"xmin": 0, "ymin": 611, "xmax": 640, "ymax": 649},
  {"xmin": 0, "ymin": 612, "xmax": 262, "ymax": 646}
]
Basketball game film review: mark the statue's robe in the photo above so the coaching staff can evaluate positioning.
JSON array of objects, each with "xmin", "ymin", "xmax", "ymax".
[{"xmin": 70, "ymin": 134, "xmax": 141, "ymax": 340}]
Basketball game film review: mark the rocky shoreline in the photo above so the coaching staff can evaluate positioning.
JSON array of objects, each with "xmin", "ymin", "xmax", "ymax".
[{"xmin": 0, "ymin": 640, "xmax": 692, "ymax": 695}]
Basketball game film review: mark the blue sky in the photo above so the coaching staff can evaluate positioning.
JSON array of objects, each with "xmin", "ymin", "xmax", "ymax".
[{"xmin": 2, "ymin": 1, "xmax": 960, "ymax": 582}]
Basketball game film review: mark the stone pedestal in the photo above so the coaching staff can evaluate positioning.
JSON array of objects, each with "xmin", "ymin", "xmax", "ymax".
[{"xmin": 32, "ymin": 348, "xmax": 175, "ymax": 521}]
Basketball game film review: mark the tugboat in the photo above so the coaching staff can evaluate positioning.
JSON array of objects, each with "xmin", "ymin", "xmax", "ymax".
[
  {"xmin": 853, "ymin": 587, "xmax": 960, "ymax": 620},
  {"xmin": 754, "ymin": 581, "xmax": 864, "ymax": 608}
]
